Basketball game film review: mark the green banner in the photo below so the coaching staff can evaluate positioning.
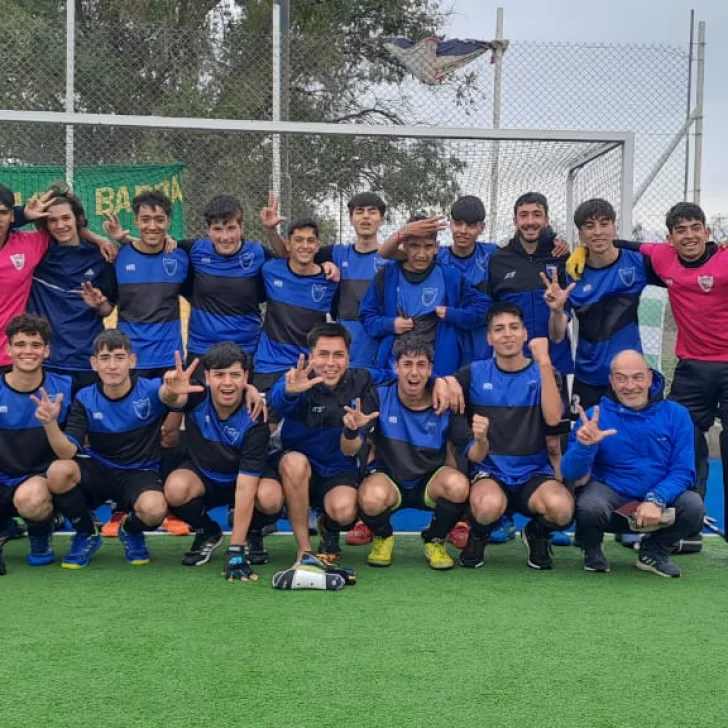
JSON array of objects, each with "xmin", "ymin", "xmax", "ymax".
[{"xmin": 0, "ymin": 163, "xmax": 185, "ymax": 239}]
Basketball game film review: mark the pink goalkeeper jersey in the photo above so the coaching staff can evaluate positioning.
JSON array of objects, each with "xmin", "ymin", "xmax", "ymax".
[
  {"xmin": 641, "ymin": 242, "xmax": 728, "ymax": 362},
  {"xmin": 0, "ymin": 230, "xmax": 50, "ymax": 365}
]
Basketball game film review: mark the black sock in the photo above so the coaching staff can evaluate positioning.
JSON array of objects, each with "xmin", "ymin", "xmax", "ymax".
[
  {"xmin": 25, "ymin": 517, "xmax": 53, "ymax": 538},
  {"xmin": 250, "ymin": 510, "xmax": 280, "ymax": 533},
  {"xmin": 173, "ymin": 498, "xmax": 219, "ymax": 534},
  {"xmin": 322, "ymin": 514, "xmax": 343, "ymax": 533},
  {"xmin": 54, "ymin": 487, "xmax": 95, "ymax": 535},
  {"xmin": 426, "ymin": 499, "xmax": 466, "ymax": 541},
  {"xmin": 532, "ymin": 515, "xmax": 562, "ymax": 537},
  {"xmin": 122, "ymin": 513, "xmax": 160, "ymax": 535},
  {"xmin": 467, "ymin": 513, "xmax": 492, "ymax": 540},
  {"xmin": 360, "ymin": 509, "xmax": 393, "ymax": 538}
]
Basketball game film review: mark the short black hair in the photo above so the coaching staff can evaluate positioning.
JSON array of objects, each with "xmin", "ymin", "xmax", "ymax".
[
  {"xmin": 92, "ymin": 329, "xmax": 132, "ymax": 355},
  {"xmin": 347, "ymin": 192, "xmax": 386, "ymax": 217},
  {"xmin": 307, "ymin": 322, "xmax": 351, "ymax": 351},
  {"xmin": 487, "ymin": 301, "xmax": 525, "ymax": 329},
  {"xmin": 665, "ymin": 202, "xmax": 706, "ymax": 233},
  {"xmin": 203, "ymin": 341, "xmax": 249, "ymax": 371},
  {"xmin": 514, "ymin": 192, "xmax": 549, "ymax": 217},
  {"xmin": 6, "ymin": 313, "xmax": 51, "ymax": 345},
  {"xmin": 0, "ymin": 184, "xmax": 14, "ymax": 210},
  {"xmin": 287, "ymin": 217, "xmax": 319, "ymax": 238},
  {"xmin": 133, "ymin": 190, "xmax": 172, "ymax": 218},
  {"xmin": 451, "ymin": 195, "xmax": 485, "ymax": 224},
  {"xmin": 37, "ymin": 191, "xmax": 88, "ymax": 233},
  {"xmin": 393, "ymin": 333, "xmax": 434, "ymax": 363},
  {"xmin": 574, "ymin": 198, "xmax": 616, "ymax": 229},
  {"xmin": 203, "ymin": 195, "xmax": 243, "ymax": 227}
]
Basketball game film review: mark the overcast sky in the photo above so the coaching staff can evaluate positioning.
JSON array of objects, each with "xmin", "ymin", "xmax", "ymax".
[{"xmin": 446, "ymin": 0, "xmax": 726, "ymax": 219}]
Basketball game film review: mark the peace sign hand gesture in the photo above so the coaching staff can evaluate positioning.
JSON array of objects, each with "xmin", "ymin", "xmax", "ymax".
[
  {"xmin": 80, "ymin": 281, "xmax": 108, "ymax": 311},
  {"xmin": 342, "ymin": 398, "xmax": 380, "ymax": 431},
  {"xmin": 31, "ymin": 388, "xmax": 64, "ymax": 424},
  {"xmin": 576, "ymin": 405, "xmax": 617, "ymax": 447},
  {"xmin": 284, "ymin": 355, "xmax": 323, "ymax": 394},
  {"xmin": 259, "ymin": 191, "xmax": 287, "ymax": 230},
  {"xmin": 102, "ymin": 212, "xmax": 131, "ymax": 243},
  {"xmin": 163, "ymin": 351, "xmax": 205, "ymax": 396},
  {"xmin": 539, "ymin": 268, "xmax": 576, "ymax": 313}
]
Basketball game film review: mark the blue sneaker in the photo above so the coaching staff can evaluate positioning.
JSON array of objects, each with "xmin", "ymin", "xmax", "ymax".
[
  {"xmin": 118, "ymin": 527, "xmax": 151, "ymax": 566},
  {"xmin": 27, "ymin": 531, "xmax": 55, "ymax": 566},
  {"xmin": 61, "ymin": 532, "xmax": 103, "ymax": 569},
  {"xmin": 550, "ymin": 530, "xmax": 571, "ymax": 547},
  {"xmin": 489, "ymin": 516, "xmax": 516, "ymax": 544}
]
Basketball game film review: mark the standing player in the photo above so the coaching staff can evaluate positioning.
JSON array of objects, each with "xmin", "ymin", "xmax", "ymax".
[
  {"xmin": 162, "ymin": 344, "xmax": 282, "ymax": 581},
  {"xmin": 267, "ymin": 323, "xmax": 380, "ymax": 563},
  {"xmin": 445, "ymin": 303, "xmax": 575, "ymax": 569},
  {"xmin": 37, "ymin": 330, "xmax": 170, "ymax": 569},
  {"xmin": 353, "ymin": 335, "xmax": 470, "ymax": 570},
  {"xmin": 0, "ymin": 315, "xmax": 72, "ymax": 574}
]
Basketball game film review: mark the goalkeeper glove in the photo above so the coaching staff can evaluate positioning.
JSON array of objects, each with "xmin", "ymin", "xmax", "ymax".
[
  {"xmin": 565, "ymin": 245, "xmax": 588, "ymax": 281},
  {"xmin": 222, "ymin": 545, "xmax": 257, "ymax": 582}
]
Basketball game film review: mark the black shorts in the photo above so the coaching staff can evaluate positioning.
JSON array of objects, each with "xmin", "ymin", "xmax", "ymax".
[
  {"xmin": 572, "ymin": 379, "xmax": 610, "ymax": 413},
  {"xmin": 76, "ymin": 458, "xmax": 163, "ymax": 511},
  {"xmin": 45, "ymin": 368, "xmax": 99, "ymax": 397},
  {"xmin": 669, "ymin": 359, "xmax": 728, "ymax": 430},
  {"xmin": 0, "ymin": 485, "xmax": 18, "ymax": 515},
  {"xmin": 474, "ymin": 472, "xmax": 558, "ymax": 517},
  {"xmin": 544, "ymin": 373, "xmax": 572, "ymax": 436},
  {"xmin": 365, "ymin": 467, "xmax": 446, "ymax": 512}
]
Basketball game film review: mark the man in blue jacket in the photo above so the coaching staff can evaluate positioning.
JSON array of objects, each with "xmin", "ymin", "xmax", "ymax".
[
  {"xmin": 563, "ymin": 350, "xmax": 704, "ymax": 578},
  {"xmin": 359, "ymin": 214, "xmax": 489, "ymax": 378}
]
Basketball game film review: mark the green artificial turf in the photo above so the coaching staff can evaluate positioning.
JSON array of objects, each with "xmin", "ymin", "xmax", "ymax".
[{"xmin": 2, "ymin": 535, "xmax": 727, "ymax": 728}]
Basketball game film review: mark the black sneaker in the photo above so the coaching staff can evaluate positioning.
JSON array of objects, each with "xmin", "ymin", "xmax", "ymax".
[
  {"xmin": 521, "ymin": 520, "xmax": 554, "ymax": 570},
  {"xmin": 244, "ymin": 529, "xmax": 269, "ymax": 565},
  {"xmin": 459, "ymin": 531, "xmax": 487, "ymax": 569},
  {"xmin": 674, "ymin": 532, "xmax": 703, "ymax": 554},
  {"xmin": 636, "ymin": 551, "xmax": 681, "ymax": 578},
  {"xmin": 182, "ymin": 529, "xmax": 224, "ymax": 566},
  {"xmin": 583, "ymin": 544, "xmax": 610, "ymax": 572},
  {"xmin": 317, "ymin": 515, "xmax": 342, "ymax": 560}
]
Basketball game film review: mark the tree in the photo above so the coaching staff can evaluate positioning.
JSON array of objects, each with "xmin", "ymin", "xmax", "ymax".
[
  {"xmin": 710, "ymin": 215, "xmax": 728, "ymax": 243},
  {"xmin": 1, "ymin": 0, "xmax": 470, "ymax": 240}
]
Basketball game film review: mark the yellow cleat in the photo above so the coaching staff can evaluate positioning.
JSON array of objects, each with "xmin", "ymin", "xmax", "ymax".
[
  {"xmin": 565, "ymin": 245, "xmax": 588, "ymax": 281},
  {"xmin": 367, "ymin": 535, "xmax": 394, "ymax": 567},
  {"xmin": 424, "ymin": 540, "xmax": 455, "ymax": 570}
]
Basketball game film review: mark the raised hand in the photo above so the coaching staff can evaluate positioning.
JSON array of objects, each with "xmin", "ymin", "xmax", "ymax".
[
  {"xmin": 539, "ymin": 268, "xmax": 576, "ymax": 312},
  {"xmin": 576, "ymin": 405, "xmax": 617, "ymax": 447},
  {"xmin": 342, "ymin": 398, "xmax": 380, "ymax": 431},
  {"xmin": 24, "ymin": 190, "xmax": 55, "ymax": 221},
  {"xmin": 163, "ymin": 351, "xmax": 205, "ymax": 396},
  {"xmin": 259, "ymin": 191, "xmax": 287, "ymax": 230},
  {"xmin": 400, "ymin": 216, "xmax": 448, "ymax": 239},
  {"xmin": 528, "ymin": 337, "xmax": 551, "ymax": 365},
  {"xmin": 31, "ymin": 388, "xmax": 64, "ymax": 424},
  {"xmin": 80, "ymin": 281, "xmax": 109, "ymax": 311},
  {"xmin": 472, "ymin": 414, "xmax": 490, "ymax": 442},
  {"xmin": 102, "ymin": 212, "xmax": 131, "ymax": 242},
  {"xmin": 284, "ymin": 354, "xmax": 323, "ymax": 394}
]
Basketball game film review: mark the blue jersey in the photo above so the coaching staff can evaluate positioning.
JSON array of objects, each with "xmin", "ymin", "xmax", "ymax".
[
  {"xmin": 369, "ymin": 382, "xmax": 470, "ymax": 489},
  {"xmin": 0, "ymin": 371, "xmax": 72, "ymax": 487},
  {"xmin": 113, "ymin": 245, "xmax": 189, "ymax": 369},
  {"xmin": 27, "ymin": 241, "xmax": 116, "ymax": 372},
  {"xmin": 438, "ymin": 242, "xmax": 497, "ymax": 362},
  {"xmin": 183, "ymin": 389, "xmax": 268, "ymax": 486},
  {"xmin": 254, "ymin": 259, "xmax": 337, "ymax": 374},
  {"xmin": 66, "ymin": 376, "xmax": 167, "ymax": 471},
  {"xmin": 454, "ymin": 359, "xmax": 553, "ymax": 487},
  {"xmin": 324, "ymin": 244, "xmax": 384, "ymax": 368},
  {"xmin": 185, "ymin": 239, "xmax": 269, "ymax": 356},
  {"xmin": 569, "ymin": 250, "xmax": 649, "ymax": 387}
]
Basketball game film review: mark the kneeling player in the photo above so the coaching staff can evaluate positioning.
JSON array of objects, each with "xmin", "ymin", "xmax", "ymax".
[
  {"xmin": 37, "ymin": 330, "xmax": 170, "ymax": 569},
  {"xmin": 268, "ymin": 323, "xmax": 380, "ymax": 564},
  {"xmin": 446, "ymin": 303, "xmax": 575, "ymax": 570},
  {"xmin": 0, "ymin": 315, "xmax": 72, "ymax": 574},
  {"xmin": 162, "ymin": 343, "xmax": 282, "ymax": 581},
  {"xmin": 354, "ymin": 335, "xmax": 470, "ymax": 570}
]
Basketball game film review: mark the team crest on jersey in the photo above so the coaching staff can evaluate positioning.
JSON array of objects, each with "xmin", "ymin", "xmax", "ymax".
[
  {"xmin": 10, "ymin": 253, "xmax": 25, "ymax": 270},
  {"xmin": 133, "ymin": 397, "xmax": 151, "ymax": 420},
  {"xmin": 239, "ymin": 252, "xmax": 254, "ymax": 270},
  {"xmin": 163, "ymin": 257, "xmax": 178, "ymax": 277},
  {"xmin": 582, "ymin": 284, "xmax": 593, "ymax": 293},
  {"xmin": 619, "ymin": 267, "xmax": 635, "ymax": 287},
  {"xmin": 424, "ymin": 418, "xmax": 438, "ymax": 435},
  {"xmin": 373, "ymin": 257, "xmax": 386, "ymax": 272},
  {"xmin": 223, "ymin": 425, "xmax": 240, "ymax": 445},
  {"xmin": 311, "ymin": 283, "xmax": 326, "ymax": 303},
  {"xmin": 698, "ymin": 275, "xmax": 714, "ymax": 293},
  {"xmin": 421, "ymin": 287, "xmax": 439, "ymax": 307}
]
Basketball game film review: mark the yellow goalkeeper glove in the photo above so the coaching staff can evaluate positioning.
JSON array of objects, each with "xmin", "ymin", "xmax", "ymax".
[{"xmin": 566, "ymin": 246, "xmax": 588, "ymax": 281}]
